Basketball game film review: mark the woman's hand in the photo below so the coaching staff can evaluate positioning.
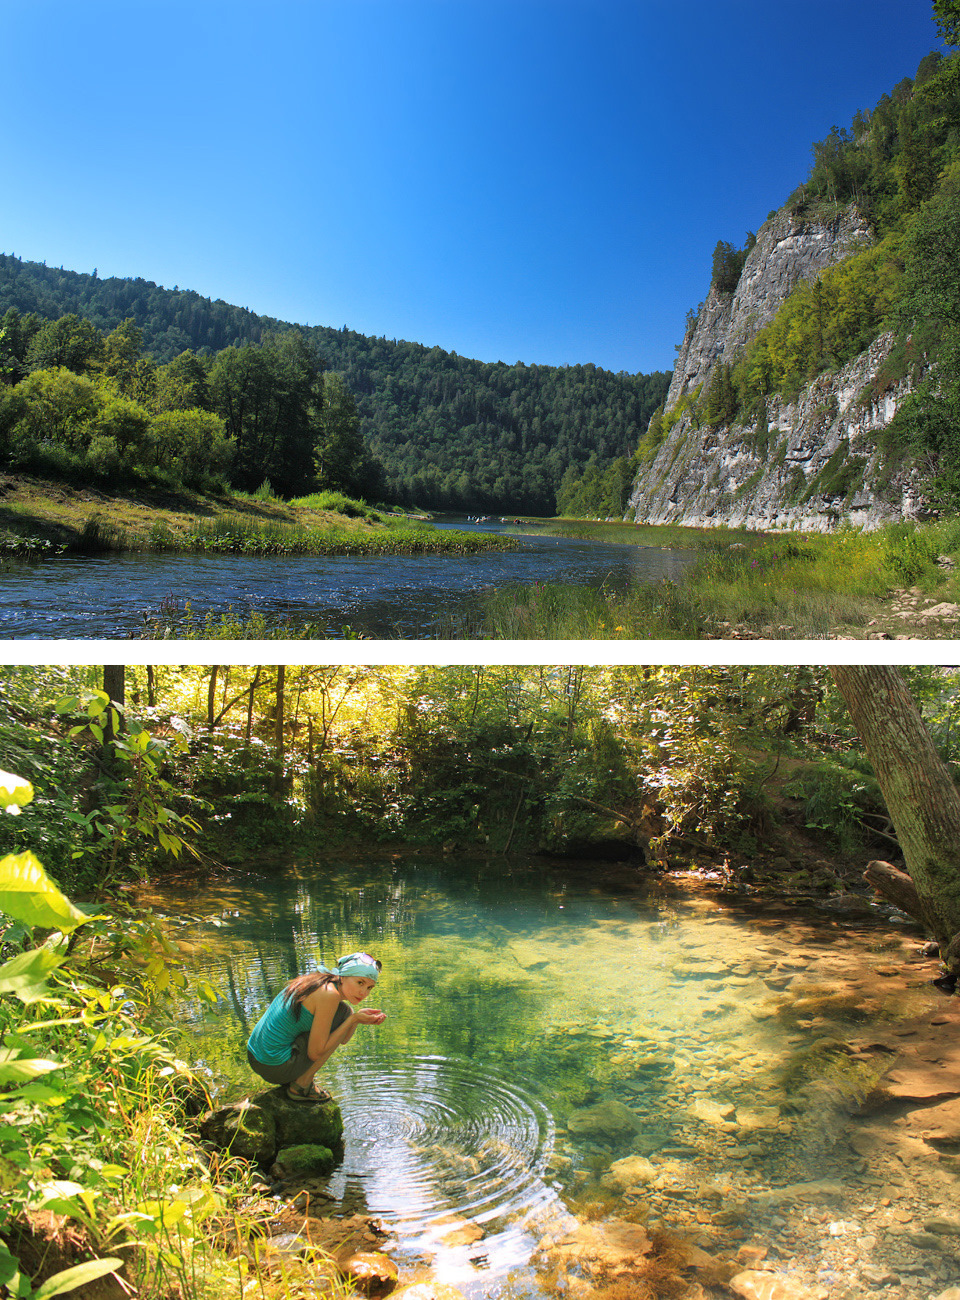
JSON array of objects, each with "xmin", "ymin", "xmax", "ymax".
[{"xmin": 354, "ymin": 1007, "xmax": 386, "ymax": 1025}]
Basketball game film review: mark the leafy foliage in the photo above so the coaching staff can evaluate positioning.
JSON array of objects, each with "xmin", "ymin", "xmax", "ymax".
[
  {"xmin": 0, "ymin": 257, "xmax": 670, "ymax": 514},
  {"xmin": 0, "ymin": 773, "xmax": 223, "ymax": 1297}
]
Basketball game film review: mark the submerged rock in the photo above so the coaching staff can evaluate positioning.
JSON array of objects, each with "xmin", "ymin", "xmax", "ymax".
[
  {"xmin": 567, "ymin": 1097, "xmax": 642, "ymax": 1139},
  {"xmin": 601, "ymin": 1154, "xmax": 656, "ymax": 1191},
  {"xmin": 392, "ymin": 1285, "xmax": 468, "ymax": 1300},
  {"xmin": 729, "ymin": 1269, "xmax": 821, "ymax": 1299}
]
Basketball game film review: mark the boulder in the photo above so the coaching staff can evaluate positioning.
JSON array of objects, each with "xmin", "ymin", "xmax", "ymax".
[
  {"xmin": 256, "ymin": 1087, "xmax": 345, "ymax": 1150},
  {"xmin": 200, "ymin": 1087, "xmax": 344, "ymax": 1166},
  {"xmin": 199, "ymin": 1099, "xmax": 275, "ymax": 1162},
  {"xmin": 567, "ymin": 1098, "xmax": 642, "ymax": 1139},
  {"xmin": 271, "ymin": 1143, "xmax": 337, "ymax": 1179}
]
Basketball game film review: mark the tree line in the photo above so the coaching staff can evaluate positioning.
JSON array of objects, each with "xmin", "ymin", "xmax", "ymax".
[
  {"xmin": 0, "ymin": 255, "xmax": 669, "ymax": 514},
  {"xmin": 0, "ymin": 310, "xmax": 380, "ymax": 498}
]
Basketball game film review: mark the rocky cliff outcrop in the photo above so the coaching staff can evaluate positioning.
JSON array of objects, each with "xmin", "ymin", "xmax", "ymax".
[
  {"xmin": 631, "ymin": 205, "xmax": 923, "ymax": 531},
  {"xmin": 627, "ymin": 333, "xmax": 922, "ymax": 532},
  {"xmin": 667, "ymin": 207, "xmax": 872, "ymax": 410}
]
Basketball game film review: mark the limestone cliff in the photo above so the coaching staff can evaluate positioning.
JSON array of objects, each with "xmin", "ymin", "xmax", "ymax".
[
  {"xmin": 630, "ymin": 206, "xmax": 921, "ymax": 532},
  {"xmin": 627, "ymin": 333, "xmax": 922, "ymax": 532}
]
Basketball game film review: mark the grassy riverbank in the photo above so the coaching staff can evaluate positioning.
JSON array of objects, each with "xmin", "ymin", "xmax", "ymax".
[
  {"xmin": 0, "ymin": 475, "xmax": 516, "ymax": 559},
  {"xmin": 451, "ymin": 517, "xmax": 960, "ymax": 639},
  {"xmin": 150, "ymin": 515, "xmax": 960, "ymax": 640}
]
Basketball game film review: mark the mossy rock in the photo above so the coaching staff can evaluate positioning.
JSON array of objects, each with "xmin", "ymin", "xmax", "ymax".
[
  {"xmin": 271, "ymin": 1143, "xmax": 336, "ymax": 1178},
  {"xmin": 199, "ymin": 1099, "xmax": 275, "ymax": 1161},
  {"xmin": 256, "ymin": 1087, "xmax": 345, "ymax": 1149}
]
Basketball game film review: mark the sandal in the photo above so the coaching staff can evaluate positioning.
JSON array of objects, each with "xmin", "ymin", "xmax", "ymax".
[{"xmin": 285, "ymin": 1083, "xmax": 332, "ymax": 1104}]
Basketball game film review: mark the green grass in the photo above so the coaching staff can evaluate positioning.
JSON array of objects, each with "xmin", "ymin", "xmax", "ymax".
[
  {"xmin": 445, "ymin": 521, "xmax": 960, "ymax": 640},
  {"xmin": 539, "ymin": 518, "xmax": 759, "ymax": 550}
]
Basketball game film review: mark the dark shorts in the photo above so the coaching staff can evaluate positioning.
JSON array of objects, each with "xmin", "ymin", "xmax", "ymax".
[{"xmin": 247, "ymin": 1030, "xmax": 312, "ymax": 1086}]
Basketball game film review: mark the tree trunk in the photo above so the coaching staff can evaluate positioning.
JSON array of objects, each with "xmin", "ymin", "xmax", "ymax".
[
  {"xmin": 102, "ymin": 665, "xmax": 125, "ymax": 748},
  {"xmin": 275, "ymin": 666, "xmax": 285, "ymax": 760},
  {"xmin": 831, "ymin": 665, "xmax": 960, "ymax": 970},
  {"xmin": 207, "ymin": 666, "xmax": 219, "ymax": 731},
  {"xmin": 863, "ymin": 859, "xmax": 924, "ymax": 922}
]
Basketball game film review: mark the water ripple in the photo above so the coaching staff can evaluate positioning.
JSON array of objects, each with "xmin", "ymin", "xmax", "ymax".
[{"xmin": 323, "ymin": 1055, "xmax": 570, "ymax": 1280}]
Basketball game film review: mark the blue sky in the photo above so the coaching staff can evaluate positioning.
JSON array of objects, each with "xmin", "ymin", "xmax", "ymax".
[{"xmin": 2, "ymin": 0, "xmax": 944, "ymax": 375}]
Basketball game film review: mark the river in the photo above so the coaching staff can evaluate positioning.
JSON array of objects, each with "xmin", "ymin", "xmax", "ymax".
[
  {"xmin": 0, "ymin": 518, "xmax": 694, "ymax": 638},
  {"xmin": 144, "ymin": 853, "xmax": 957, "ymax": 1300}
]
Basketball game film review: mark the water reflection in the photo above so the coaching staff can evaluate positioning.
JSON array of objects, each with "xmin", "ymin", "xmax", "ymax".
[
  {"xmin": 150, "ymin": 855, "xmax": 936, "ymax": 1296},
  {"xmin": 0, "ymin": 527, "xmax": 695, "ymax": 638}
]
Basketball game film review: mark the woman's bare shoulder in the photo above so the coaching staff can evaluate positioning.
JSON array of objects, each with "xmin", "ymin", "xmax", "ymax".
[{"xmin": 301, "ymin": 983, "xmax": 341, "ymax": 1015}]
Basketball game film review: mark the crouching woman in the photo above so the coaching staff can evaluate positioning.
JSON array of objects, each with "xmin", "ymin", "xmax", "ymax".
[{"xmin": 246, "ymin": 952, "xmax": 385, "ymax": 1103}]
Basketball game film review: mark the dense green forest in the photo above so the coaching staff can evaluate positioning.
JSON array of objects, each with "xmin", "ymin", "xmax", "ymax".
[
  {"xmin": 0, "ymin": 255, "xmax": 669, "ymax": 513},
  {"xmin": 5, "ymin": 663, "xmax": 957, "ymax": 894},
  {"xmin": 0, "ymin": 310, "xmax": 383, "ymax": 498},
  {"xmin": 626, "ymin": 25, "xmax": 960, "ymax": 509}
]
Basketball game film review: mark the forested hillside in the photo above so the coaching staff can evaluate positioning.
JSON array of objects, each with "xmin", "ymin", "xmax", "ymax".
[{"xmin": 0, "ymin": 255, "xmax": 669, "ymax": 513}]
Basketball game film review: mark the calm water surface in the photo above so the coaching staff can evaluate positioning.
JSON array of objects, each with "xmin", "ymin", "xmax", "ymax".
[
  {"xmin": 0, "ymin": 519, "xmax": 694, "ymax": 638},
  {"xmin": 149, "ymin": 855, "xmax": 932, "ymax": 1297}
]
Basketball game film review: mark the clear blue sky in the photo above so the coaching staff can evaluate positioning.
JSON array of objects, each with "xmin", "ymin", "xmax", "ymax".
[{"xmin": 2, "ymin": 0, "xmax": 944, "ymax": 375}]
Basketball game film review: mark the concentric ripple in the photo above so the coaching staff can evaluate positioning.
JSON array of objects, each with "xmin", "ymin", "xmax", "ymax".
[{"xmin": 320, "ymin": 1055, "xmax": 573, "ymax": 1280}]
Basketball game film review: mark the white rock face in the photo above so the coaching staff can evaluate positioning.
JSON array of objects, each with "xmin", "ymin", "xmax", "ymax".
[
  {"xmin": 629, "ymin": 332, "xmax": 923, "ymax": 532},
  {"xmin": 633, "ymin": 205, "xmax": 923, "ymax": 532},
  {"xmin": 667, "ymin": 207, "xmax": 872, "ymax": 410}
]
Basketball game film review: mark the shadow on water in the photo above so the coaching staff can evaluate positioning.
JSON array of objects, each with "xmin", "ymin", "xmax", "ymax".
[{"xmin": 148, "ymin": 855, "xmax": 950, "ymax": 1298}]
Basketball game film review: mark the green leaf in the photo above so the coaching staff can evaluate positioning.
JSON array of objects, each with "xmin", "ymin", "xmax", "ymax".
[
  {"xmin": 0, "ymin": 769, "xmax": 33, "ymax": 815},
  {"xmin": 0, "ymin": 852, "xmax": 94, "ymax": 932},
  {"xmin": 33, "ymin": 1257, "xmax": 124, "ymax": 1299},
  {"xmin": 0, "ymin": 1048, "xmax": 61, "ymax": 1083},
  {"xmin": 0, "ymin": 948, "xmax": 64, "ymax": 1002}
]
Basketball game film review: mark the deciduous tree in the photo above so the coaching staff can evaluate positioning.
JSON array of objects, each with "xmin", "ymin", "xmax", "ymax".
[{"xmin": 831, "ymin": 665, "xmax": 960, "ymax": 974}]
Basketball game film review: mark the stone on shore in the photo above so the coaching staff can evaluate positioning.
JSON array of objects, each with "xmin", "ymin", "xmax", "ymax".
[
  {"xmin": 199, "ymin": 1098, "xmax": 275, "ymax": 1161},
  {"xmin": 200, "ymin": 1087, "xmax": 344, "ymax": 1167},
  {"xmin": 338, "ymin": 1251, "xmax": 399, "ymax": 1297}
]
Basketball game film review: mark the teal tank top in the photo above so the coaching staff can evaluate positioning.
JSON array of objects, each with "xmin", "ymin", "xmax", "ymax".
[{"xmin": 247, "ymin": 990, "xmax": 350, "ymax": 1065}]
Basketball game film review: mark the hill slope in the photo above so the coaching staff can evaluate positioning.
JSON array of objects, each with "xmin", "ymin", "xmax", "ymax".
[{"xmin": 0, "ymin": 255, "xmax": 668, "ymax": 514}]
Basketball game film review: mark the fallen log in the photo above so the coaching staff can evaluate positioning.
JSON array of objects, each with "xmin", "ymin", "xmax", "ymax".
[{"xmin": 863, "ymin": 859, "xmax": 925, "ymax": 925}]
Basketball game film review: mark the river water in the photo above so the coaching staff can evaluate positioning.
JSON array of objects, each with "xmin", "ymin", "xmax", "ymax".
[
  {"xmin": 146, "ymin": 854, "xmax": 954, "ymax": 1299},
  {"xmin": 0, "ymin": 519, "xmax": 694, "ymax": 639}
]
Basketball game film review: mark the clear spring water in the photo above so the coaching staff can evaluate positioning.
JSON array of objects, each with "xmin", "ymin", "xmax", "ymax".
[{"xmin": 148, "ymin": 854, "xmax": 932, "ymax": 1296}]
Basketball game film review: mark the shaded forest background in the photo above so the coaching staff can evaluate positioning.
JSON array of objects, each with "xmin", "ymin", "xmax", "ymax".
[{"xmin": 5, "ymin": 664, "xmax": 960, "ymax": 902}]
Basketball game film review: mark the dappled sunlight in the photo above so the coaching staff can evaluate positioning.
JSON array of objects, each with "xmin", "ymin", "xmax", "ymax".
[{"xmin": 151, "ymin": 854, "xmax": 950, "ymax": 1298}]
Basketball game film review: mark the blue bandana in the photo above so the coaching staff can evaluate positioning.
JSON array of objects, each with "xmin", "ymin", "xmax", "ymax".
[{"xmin": 336, "ymin": 951, "xmax": 381, "ymax": 982}]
